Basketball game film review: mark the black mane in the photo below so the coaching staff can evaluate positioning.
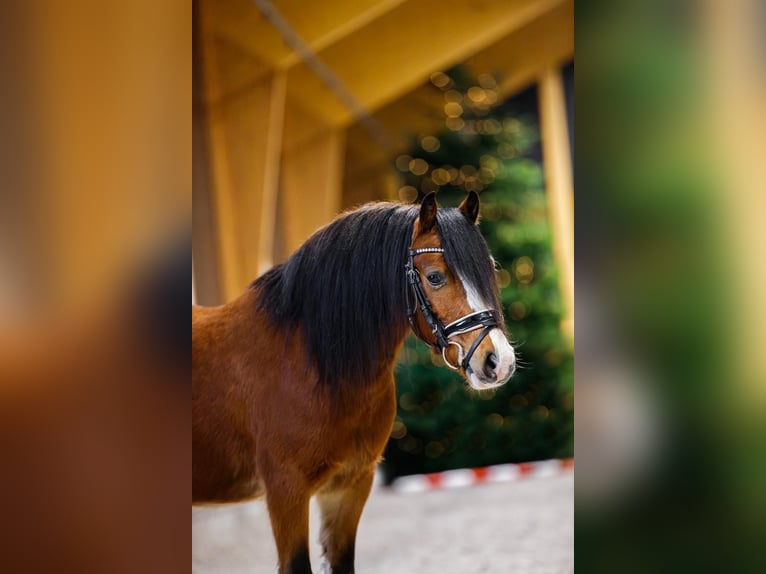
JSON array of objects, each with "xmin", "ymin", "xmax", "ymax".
[{"xmin": 253, "ymin": 201, "xmax": 501, "ymax": 386}]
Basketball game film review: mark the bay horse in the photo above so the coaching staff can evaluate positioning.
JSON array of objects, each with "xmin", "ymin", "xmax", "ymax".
[{"xmin": 192, "ymin": 191, "xmax": 516, "ymax": 573}]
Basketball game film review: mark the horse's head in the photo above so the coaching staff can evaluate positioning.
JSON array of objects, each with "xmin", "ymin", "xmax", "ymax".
[{"xmin": 407, "ymin": 192, "xmax": 516, "ymax": 390}]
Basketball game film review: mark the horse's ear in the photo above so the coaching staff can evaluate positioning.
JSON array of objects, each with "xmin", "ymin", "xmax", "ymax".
[
  {"xmin": 418, "ymin": 192, "xmax": 438, "ymax": 234},
  {"xmin": 459, "ymin": 191, "xmax": 480, "ymax": 225}
]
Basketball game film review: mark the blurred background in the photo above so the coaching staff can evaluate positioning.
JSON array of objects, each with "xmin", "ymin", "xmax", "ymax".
[
  {"xmin": 193, "ymin": 0, "xmax": 574, "ymax": 484},
  {"xmin": 576, "ymin": 1, "xmax": 766, "ymax": 572}
]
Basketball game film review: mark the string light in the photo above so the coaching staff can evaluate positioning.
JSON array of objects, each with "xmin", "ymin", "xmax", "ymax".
[
  {"xmin": 446, "ymin": 117, "xmax": 464, "ymax": 131},
  {"xmin": 444, "ymin": 102, "xmax": 463, "ymax": 118},
  {"xmin": 395, "ymin": 154, "xmax": 412, "ymax": 171},
  {"xmin": 477, "ymin": 73, "xmax": 497, "ymax": 89},
  {"xmin": 431, "ymin": 168, "xmax": 451, "ymax": 186},
  {"xmin": 397, "ymin": 185, "xmax": 418, "ymax": 202},
  {"xmin": 420, "ymin": 135, "xmax": 440, "ymax": 152},
  {"xmin": 467, "ymin": 86, "xmax": 487, "ymax": 103},
  {"xmin": 430, "ymin": 71, "xmax": 451, "ymax": 89},
  {"xmin": 408, "ymin": 158, "xmax": 429, "ymax": 176},
  {"xmin": 444, "ymin": 89, "xmax": 463, "ymax": 103}
]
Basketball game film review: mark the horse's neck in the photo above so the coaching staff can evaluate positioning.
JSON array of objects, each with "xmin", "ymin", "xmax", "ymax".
[{"xmin": 218, "ymin": 270, "xmax": 414, "ymax": 390}]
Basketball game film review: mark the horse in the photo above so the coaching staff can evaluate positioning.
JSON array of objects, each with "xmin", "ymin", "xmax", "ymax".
[{"xmin": 192, "ymin": 191, "xmax": 516, "ymax": 574}]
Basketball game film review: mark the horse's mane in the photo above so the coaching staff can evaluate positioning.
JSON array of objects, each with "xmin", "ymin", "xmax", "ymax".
[{"xmin": 253, "ymin": 201, "xmax": 501, "ymax": 386}]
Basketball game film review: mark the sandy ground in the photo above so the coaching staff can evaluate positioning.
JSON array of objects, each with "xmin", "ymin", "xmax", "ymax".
[{"xmin": 192, "ymin": 473, "xmax": 573, "ymax": 574}]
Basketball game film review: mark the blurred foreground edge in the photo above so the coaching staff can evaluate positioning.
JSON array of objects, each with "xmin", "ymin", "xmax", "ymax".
[
  {"xmin": 0, "ymin": 237, "xmax": 190, "ymax": 573},
  {"xmin": 0, "ymin": 0, "xmax": 190, "ymax": 570}
]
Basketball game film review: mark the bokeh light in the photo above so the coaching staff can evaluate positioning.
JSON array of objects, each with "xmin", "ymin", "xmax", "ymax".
[{"xmin": 420, "ymin": 135, "xmax": 441, "ymax": 152}]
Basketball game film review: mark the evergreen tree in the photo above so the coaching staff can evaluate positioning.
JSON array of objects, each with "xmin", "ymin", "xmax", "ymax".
[{"xmin": 383, "ymin": 68, "xmax": 573, "ymax": 480}]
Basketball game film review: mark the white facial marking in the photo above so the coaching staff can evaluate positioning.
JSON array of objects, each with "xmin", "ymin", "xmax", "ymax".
[
  {"xmin": 457, "ymin": 271, "xmax": 516, "ymax": 390},
  {"xmin": 459, "ymin": 272, "xmax": 486, "ymax": 313}
]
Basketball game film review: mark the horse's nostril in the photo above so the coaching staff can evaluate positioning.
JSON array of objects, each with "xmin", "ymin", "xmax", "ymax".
[{"xmin": 483, "ymin": 352, "xmax": 498, "ymax": 378}]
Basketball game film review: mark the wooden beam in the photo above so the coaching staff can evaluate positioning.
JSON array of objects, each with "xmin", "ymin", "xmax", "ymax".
[
  {"xmin": 198, "ymin": 0, "xmax": 273, "ymax": 105},
  {"xmin": 475, "ymin": 0, "xmax": 573, "ymax": 98},
  {"xmin": 278, "ymin": 0, "xmax": 407, "ymax": 69},
  {"xmin": 204, "ymin": 0, "xmax": 570, "ymax": 158},
  {"xmin": 538, "ymin": 66, "xmax": 574, "ymax": 341},
  {"xmin": 285, "ymin": 0, "xmax": 565, "ymax": 126},
  {"xmin": 281, "ymin": 97, "xmax": 336, "ymax": 152},
  {"xmin": 342, "ymin": 0, "xmax": 573, "ymax": 189},
  {"xmin": 205, "ymin": 0, "xmax": 404, "ymax": 73}
]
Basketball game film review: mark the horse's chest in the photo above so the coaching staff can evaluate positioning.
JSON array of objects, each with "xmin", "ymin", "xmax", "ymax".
[{"xmin": 336, "ymin": 390, "xmax": 396, "ymax": 461}]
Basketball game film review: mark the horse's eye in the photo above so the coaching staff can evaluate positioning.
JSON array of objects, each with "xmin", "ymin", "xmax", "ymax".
[{"xmin": 426, "ymin": 272, "xmax": 445, "ymax": 287}]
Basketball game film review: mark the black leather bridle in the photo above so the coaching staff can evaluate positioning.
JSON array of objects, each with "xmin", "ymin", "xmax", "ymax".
[{"xmin": 405, "ymin": 247, "xmax": 499, "ymax": 371}]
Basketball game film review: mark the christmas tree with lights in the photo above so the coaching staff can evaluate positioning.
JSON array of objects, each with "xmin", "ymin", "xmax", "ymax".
[{"xmin": 383, "ymin": 68, "xmax": 573, "ymax": 481}]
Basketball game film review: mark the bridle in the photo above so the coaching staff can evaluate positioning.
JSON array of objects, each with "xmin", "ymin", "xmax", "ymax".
[{"xmin": 405, "ymin": 247, "xmax": 499, "ymax": 371}]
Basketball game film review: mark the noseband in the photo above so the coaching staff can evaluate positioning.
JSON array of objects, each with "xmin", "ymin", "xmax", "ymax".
[{"xmin": 405, "ymin": 247, "xmax": 499, "ymax": 371}]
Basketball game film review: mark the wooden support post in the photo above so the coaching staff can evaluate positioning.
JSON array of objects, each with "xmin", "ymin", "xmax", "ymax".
[
  {"xmin": 200, "ymin": 34, "xmax": 286, "ymax": 301},
  {"xmin": 539, "ymin": 66, "xmax": 574, "ymax": 342},
  {"xmin": 705, "ymin": 0, "xmax": 766, "ymax": 399},
  {"xmin": 257, "ymin": 71, "xmax": 287, "ymax": 275},
  {"xmin": 278, "ymin": 130, "xmax": 346, "ymax": 259}
]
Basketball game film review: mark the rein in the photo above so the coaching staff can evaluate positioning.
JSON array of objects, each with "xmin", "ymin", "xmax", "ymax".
[{"xmin": 405, "ymin": 247, "xmax": 499, "ymax": 371}]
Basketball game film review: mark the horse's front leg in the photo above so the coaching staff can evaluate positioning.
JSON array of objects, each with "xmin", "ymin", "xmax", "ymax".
[
  {"xmin": 316, "ymin": 466, "xmax": 376, "ymax": 574},
  {"xmin": 263, "ymin": 472, "xmax": 313, "ymax": 574}
]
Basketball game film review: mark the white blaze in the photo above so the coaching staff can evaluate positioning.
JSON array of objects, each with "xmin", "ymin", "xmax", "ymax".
[{"xmin": 457, "ymin": 272, "xmax": 516, "ymax": 389}]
